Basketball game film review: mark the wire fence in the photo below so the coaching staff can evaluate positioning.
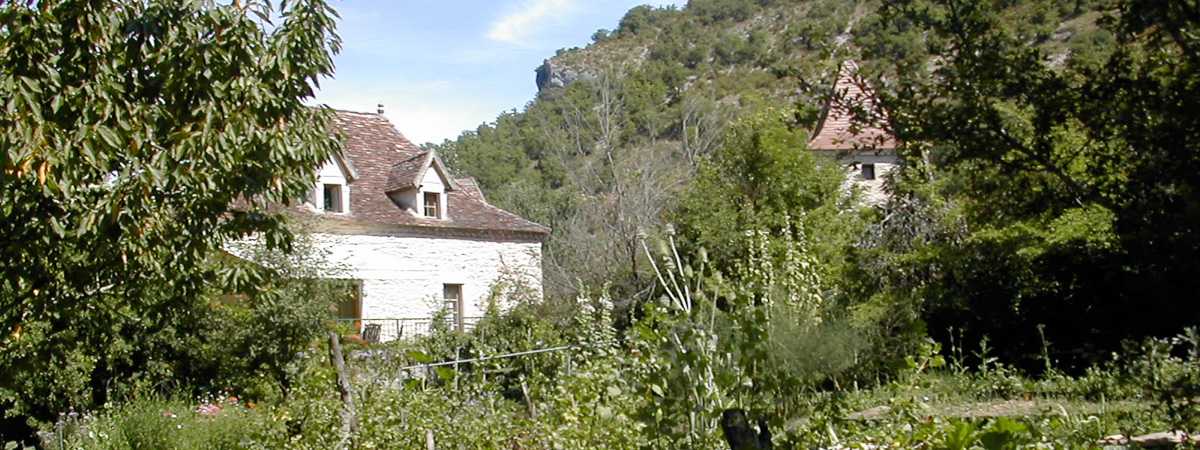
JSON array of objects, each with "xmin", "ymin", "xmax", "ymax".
[
  {"xmin": 395, "ymin": 345, "xmax": 574, "ymax": 372},
  {"xmin": 332, "ymin": 316, "xmax": 580, "ymax": 387},
  {"xmin": 334, "ymin": 316, "xmax": 484, "ymax": 341}
]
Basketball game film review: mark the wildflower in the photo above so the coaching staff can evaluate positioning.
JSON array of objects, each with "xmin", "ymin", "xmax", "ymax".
[{"xmin": 196, "ymin": 403, "xmax": 222, "ymax": 417}]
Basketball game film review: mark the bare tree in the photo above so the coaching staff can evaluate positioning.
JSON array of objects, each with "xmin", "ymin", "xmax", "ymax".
[{"xmin": 680, "ymin": 93, "xmax": 731, "ymax": 164}]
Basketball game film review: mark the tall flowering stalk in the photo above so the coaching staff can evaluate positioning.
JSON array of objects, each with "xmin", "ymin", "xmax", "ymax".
[
  {"xmin": 637, "ymin": 225, "xmax": 734, "ymax": 448},
  {"xmin": 635, "ymin": 217, "xmax": 829, "ymax": 447}
]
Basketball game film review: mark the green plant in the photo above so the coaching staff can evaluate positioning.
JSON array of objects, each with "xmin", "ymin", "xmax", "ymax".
[
  {"xmin": 632, "ymin": 230, "xmax": 733, "ymax": 448},
  {"xmin": 523, "ymin": 293, "xmax": 651, "ymax": 448},
  {"xmin": 200, "ymin": 220, "xmax": 349, "ymax": 400},
  {"xmin": 1125, "ymin": 328, "xmax": 1200, "ymax": 433},
  {"xmin": 872, "ymin": 0, "xmax": 1200, "ymax": 372},
  {"xmin": 632, "ymin": 217, "xmax": 860, "ymax": 447}
]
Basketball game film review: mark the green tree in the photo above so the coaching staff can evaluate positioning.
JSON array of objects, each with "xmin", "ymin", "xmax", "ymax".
[
  {"xmin": 867, "ymin": 0, "xmax": 1200, "ymax": 369},
  {"xmin": 0, "ymin": 0, "xmax": 340, "ymax": 437},
  {"xmin": 200, "ymin": 220, "xmax": 351, "ymax": 400},
  {"xmin": 674, "ymin": 108, "xmax": 858, "ymax": 279}
]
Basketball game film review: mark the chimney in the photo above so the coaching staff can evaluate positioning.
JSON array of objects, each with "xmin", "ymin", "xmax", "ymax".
[{"xmin": 377, "ymin": 103, "xmax": 385, "ymax": 114}]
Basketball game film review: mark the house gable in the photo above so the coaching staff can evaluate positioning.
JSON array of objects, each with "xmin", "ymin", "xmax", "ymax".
[{"xmin": 384, "ymin": 151, "xmax": 458, "ymax": 220}]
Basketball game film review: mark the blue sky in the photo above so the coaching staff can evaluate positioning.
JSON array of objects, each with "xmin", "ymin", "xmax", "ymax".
[{"xmin": 315, "ymin": 0, "xmax": 687, "ymax": 145}]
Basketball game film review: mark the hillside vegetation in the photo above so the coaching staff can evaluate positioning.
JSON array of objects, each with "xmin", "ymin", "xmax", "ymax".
[{"xmin": 430, "ymin": 0, "xmax": 1127, "ymax": 369}]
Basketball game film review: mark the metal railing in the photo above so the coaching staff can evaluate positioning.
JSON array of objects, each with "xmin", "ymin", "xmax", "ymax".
[{"xmin": 334, "ymin": 316, "xmax": 484, "ymax": 341}]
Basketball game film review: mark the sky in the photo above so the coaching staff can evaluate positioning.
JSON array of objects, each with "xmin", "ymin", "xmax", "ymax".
[{"xmin": 314, "ymin": 0, "xmax": 688, "ymax": 145}]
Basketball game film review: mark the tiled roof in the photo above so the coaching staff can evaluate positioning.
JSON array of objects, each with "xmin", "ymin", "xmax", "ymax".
[
  {"xmin": 385, "ymin": 151, "xmax": 429, "ymax": 192},
  {"xmin": 455, "ymin": 177, "xmax": 487, "ymax": 203},
  {"xmin": 808, "ymin": 61, "xmax": 898, "ymax": 152},
  {"xmin": 310, "ymin": 110, "xmax": 549, "ymax": 238}
]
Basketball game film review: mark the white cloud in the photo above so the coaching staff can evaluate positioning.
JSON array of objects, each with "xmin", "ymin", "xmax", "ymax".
[{"xmin": 487, "ymin": 0, "xmax": 577, "ymax": 45}]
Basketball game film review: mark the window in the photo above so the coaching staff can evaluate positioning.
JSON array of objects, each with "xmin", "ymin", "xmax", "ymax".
[
  {"xmin": 443, "ymin": 284, "xmax": 464, "ymax": 332},
  {"xmin": 423, "ymin": 192, "xmax": 441, "ymax": 218},
  {"xmin": 323, "ymin": 184, "xmax": 344, "ymax": 212},
  {"xmin": 861, "ymin": 163, "xmax": 876, "ymax": 180}
]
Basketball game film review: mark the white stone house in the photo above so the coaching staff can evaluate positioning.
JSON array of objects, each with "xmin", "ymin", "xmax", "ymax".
[
  {"xmin": 808, "ymin": 60, "xmax": 899, "ymax": 205},
  {"xmin": 298, "ymin": 110, "xmax": 549, "ymax": 340}
]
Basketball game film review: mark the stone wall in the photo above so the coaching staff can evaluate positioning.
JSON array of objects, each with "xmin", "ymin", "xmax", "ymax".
[{"xmin": 312, "ymin": 232, "xmax": 543, "ymax": 340}]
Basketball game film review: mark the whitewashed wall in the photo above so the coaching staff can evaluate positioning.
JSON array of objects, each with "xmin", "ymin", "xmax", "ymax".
[
  {"xmin": 312, "ymin": 232, "xmax": 543, "ymax": 340},
  {"xmin": 839, "ymin": 153, "xmax": 898, "ymax": 206}
]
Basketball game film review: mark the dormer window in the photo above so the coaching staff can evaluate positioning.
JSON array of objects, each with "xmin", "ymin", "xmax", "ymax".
[
  {"xmin": 323, "ymin": 184, "xmax": 345, "ymax": 212},
  {"xmin": 423, "ymin": 192, "xmax": 441, "ymax": 218},
  {"xmin": 384, "ymin": 150, "xmax": 458, "ymax": 219},
  {"xmin": 312, "ymin": 156, "xmax": 353, "ymax": 214}
]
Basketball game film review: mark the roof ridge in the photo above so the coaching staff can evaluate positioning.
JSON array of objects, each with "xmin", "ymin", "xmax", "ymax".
[
  {"xmin": 330, "ymin": 107, "xmax": 384, "ymax": 116},
  {"xmin": 391, "ymin": 150, "xmax": 428, "ymax": 166}
]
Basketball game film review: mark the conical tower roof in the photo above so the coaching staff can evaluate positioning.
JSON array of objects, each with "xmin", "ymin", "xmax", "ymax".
[{"xmin": 808, "ymin": 61, "xmax": 897, "ymax": 152}]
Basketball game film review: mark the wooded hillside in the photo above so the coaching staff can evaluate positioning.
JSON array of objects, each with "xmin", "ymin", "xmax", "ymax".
[{"xmin": 430, "ymin": 0, "xmax": 1155, "ymax": 372}]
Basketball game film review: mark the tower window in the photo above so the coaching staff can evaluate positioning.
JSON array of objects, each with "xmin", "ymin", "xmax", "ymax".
[{"xmin": 861, "ymin": 163, "xmax": 876, "ymax": 180}]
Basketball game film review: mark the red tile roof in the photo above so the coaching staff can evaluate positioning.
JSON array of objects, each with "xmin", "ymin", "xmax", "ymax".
[
  {"xmin": 455, "ymin": 177, "xmax": 488, "ymax": 203},
  {"xmin": 385, "ymin": 151, "xmax": 429, "ymax": 193},
  {"xmin": 308, "ymin": 110, "xmax": 549, "ymax": 239},
  {"xmin": 808, "ymin": 61, "xmax": 898, "ymax": 152}
]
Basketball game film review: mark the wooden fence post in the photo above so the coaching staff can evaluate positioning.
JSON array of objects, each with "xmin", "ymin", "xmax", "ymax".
[{"xmin": 328, "ymin": 331, "xmax": 357, "ymax": 450}]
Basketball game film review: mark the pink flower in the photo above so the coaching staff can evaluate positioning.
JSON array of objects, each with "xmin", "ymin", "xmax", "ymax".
[{"xmin": 196, "ymin": 403, "xmax": 222, "ymax": 417}]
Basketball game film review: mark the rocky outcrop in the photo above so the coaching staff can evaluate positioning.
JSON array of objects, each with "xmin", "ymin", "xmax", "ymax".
[{"xmin": 535, "ymin": 59, "xmax": 595, "ymax": 92}]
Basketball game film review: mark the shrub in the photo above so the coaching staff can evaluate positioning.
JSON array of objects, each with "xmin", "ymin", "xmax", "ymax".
[
  {"xmin": 195, "ymin": 221, "xmax": 349, "ymax": 400},
  {"xmin": 1123, "ymin": 328, "xmax": 1200, "ymax": 432}
]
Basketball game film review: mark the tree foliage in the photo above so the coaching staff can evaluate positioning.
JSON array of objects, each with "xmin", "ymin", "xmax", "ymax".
[
  {"xmin": 205, "ymin": 221, "xmax": 351, "ymax": 400},
  {"xmin": 436, "ymin": 0, "xmax": 1151, "ymax": 373},
  {"xmin": 433, "ymin": 0, "xmax": 850, "ymax": 303},
  {"xmin": 0, "ymin": 0, "xmax": 340, "ymax": 434},
  {"xmin": 675, "ymin": 108, "xmax": 859, "ymax": 285},
  {"xmin": 861, "ymin": 0, "xmax": 1200, "ymax": 370}
]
